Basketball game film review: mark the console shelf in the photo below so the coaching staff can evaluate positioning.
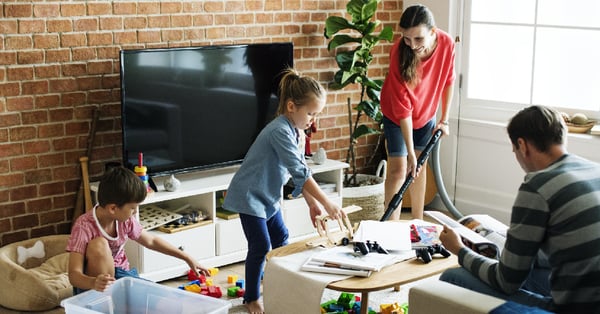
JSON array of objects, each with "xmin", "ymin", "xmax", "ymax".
[{"xmin": 122, "ymin": 159, "xmax": 348, "ymax": 282}]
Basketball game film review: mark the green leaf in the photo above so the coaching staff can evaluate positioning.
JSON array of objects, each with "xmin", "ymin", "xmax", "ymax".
[
  {"xmin": 328, "ymin": 34, "xmax": 361, "ymax": 51},
  {"xmin": 352, "ymin": 124, "xmax": 380, "ymax": 139},
  {"xmin": 325, "ymin": 16, "xmax": 354, "ymax": 38}
]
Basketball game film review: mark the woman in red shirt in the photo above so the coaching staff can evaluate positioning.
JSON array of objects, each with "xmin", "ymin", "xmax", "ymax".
[{"xmin": 380, "ymin": 4, "xmax": 455, "ymax": 220}]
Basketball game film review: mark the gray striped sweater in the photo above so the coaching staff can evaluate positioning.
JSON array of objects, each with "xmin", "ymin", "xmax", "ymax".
[{"xmin": 459, "ymin": 154, "xmax": 600, "ymax": 313}]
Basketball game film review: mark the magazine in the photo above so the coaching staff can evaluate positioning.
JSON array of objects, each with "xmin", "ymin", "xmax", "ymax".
[
  {"xmin": 301, "ymin": 246, "xmax": 413, "ymax": 277},
  {"xmin": 424, "ymin": 211, "xmax": 508, "ymax": 259},
  {"xmin": 410, "ymin": 222, "xmax": 443, "ymax": 249}
]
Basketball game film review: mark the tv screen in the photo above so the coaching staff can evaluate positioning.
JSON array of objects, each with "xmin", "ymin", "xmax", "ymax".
[{"xmin": 120, "ymin": 43, "xmax": 294, "ymax": 176}]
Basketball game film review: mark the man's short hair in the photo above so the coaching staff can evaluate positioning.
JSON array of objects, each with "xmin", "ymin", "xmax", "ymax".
[{"xmin": 507, "ymin": 105, "xmax": 566, "ymax": 152}]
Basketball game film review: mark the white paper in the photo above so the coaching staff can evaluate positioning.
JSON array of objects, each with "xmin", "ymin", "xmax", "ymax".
[{"xmin": 352, "ymin": 220, "xmax": 412, "ymax": 251}]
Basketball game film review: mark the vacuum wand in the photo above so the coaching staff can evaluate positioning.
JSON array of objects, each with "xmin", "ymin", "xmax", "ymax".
[{"xmin": 380, "ymin": 129, "xmax": 443, "ymax": 221}]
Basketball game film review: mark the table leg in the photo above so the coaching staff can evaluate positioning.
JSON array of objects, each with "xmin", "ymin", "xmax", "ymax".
[
  {"xmin": 393, "ymin": 284, "xmax": 400, "ymax": 291},
  {"xmin": 360, "ymin": 292, "xmax": 370, "ymax": 314}
]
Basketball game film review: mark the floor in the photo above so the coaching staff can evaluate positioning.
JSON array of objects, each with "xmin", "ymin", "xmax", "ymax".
[{"xmin": 0, "ymin": 209, "xmax": 447, "ymax": 314}]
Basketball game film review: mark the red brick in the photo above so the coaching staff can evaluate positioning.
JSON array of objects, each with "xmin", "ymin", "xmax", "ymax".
[
  {"xmin": 138, "ymin": 2, "xmax": 160, "ymax": 15},
  {"xmin": 6, "ymin": 96, "xmax": 34, "ymax": 111},
  {"xmin": 21, "ymin": 110, "xmax": 48, "ymax": 125},
  {"xmin": 31, "ymin": 225, "xmax": 60, "ymax": 238},
  {"xmin": 49, "ymin": 108, "xmax": 72, "ymax": 122},
  {"xmin": 6, "ymin": 35, "xmax": 33, "ymax": 49},
  {"xmin": 161, "ymin": 2, "xmax": 182, "ymax": 13},
  {"xmin": 0, "ymin": 52, "xmax": 17, "ymax": 65},
  {"xmin": 39, "ymin": 209, "xmax": 66, "ymax": 224},
  {"xmin": 38, "ymin": 153, "xmax": 65, "ymax": 168},
  {"xmin": 114, "ymin": 31, "xmax": 137, "ymax": 44},
  {"xmin": 172, "ymin": 15, "xmax": 192, "ymax": 27},
  {"xmin": 61, "ymin": 63, "xmax": 87, "ymax": 76},
  {"xmin": 88, "ymin": 32, "xmax": 113, "ymax": 46},
  {"xmin": 148, "ymin": 15, "xmax": 170, "ymax": 28},
  {"xmin": 34, "ymin": 4, "xmax": 60, "ymax": 17},
  {"xmin": 49, "ymin": 78, "xmax": 78, "ymax": 93},
  {"xmin": 0, "ymin": 82, "xmax": 19, "ymax": 97},
  {"xmin": 74, "ymin": 17, "xmax": 99, "ymax": 32},
  {"xmin": 61, "ymin": 3, "xmax": 86, "ymax": 17},
  {"xmin": 18, "ymin": 19, "xmax": 45, "ymax": 34},
  {"xmin": 47, "ymin": 19, "xmax": 73, "ymax": 33},
  {"xmin": 100, "ymin": 17, "xmax": 123, "ymax": 31},
  {"xmin": 61, "ymin": 92, "xmax": 86, "ymax": 106},
  {"xmin": 39, "ymin": 123, "xmax": 65, "ymax": 138},
  {"xmin": 13, "ymin": 213, "xmax": 40, "ymax": 229},
  {"xmin": 1, "ymin": 231, "xmax": 30, "ymax": 247},
  {"xmin": 22, "ymin": 80, "xmax": 49, "ymax": 95},
  {"xmin": 33, "ymin": 34, "xmax": 60, "ymax": 49},
  {"xmin": 123, "ymin": 16, "xmax": 148, "ymax": 29},
  {"xmin": 204, "ymin": 1, "xmax": 224, "ymax": 12},
  {"xmin": 10, "ymin": 156, "xmax": 37, "ymax": 172},
  {"xmin": 23, "ymin": 140, "xmax": 51, "ymax": 154},
  {"xmin": 45, "ymin": 49, "xmax": 70, "ymax": 63},
  {"xmin": 138, "ymin": 30, "xmax": 161, "ymax": 43},
  {"xmin": 79, "ymin": 77, "xmax": 103, "ymax": 91},
  {"xmin": 35, "ymin": 94, "xmax": 60, "ymax": 108},
  {"xmin": 0, "ymin": 20, "xmax": 18, "ymax": 34},
  {"xmin": 60, "ymin": 33, "xmax": 87, "ymax": 47},
  {"xmin": 113, "ymin": 2, "xmax": 137, "ymax": 15},
  {"xmin": 10, "ymin": 126, "xmax": 36, "ymax": 141},
  {"xmin": 88, "ymin": 3, "xmax": 112, "ymax": 16},
  {"xmin": 5, "ymin": 4, "xmax": 33, "ymax": 18},
  {"xmin": 97, "ymin": 46, "xmax": 120, "ymax": 59},
  {"xmin": 72, "ymin": 47, "xmax": 96, "ymax": 61},
  {"xmin": 7, "ymin": 66, "xmax": 33, "ymax": 81},
  {"xmin": 18, "ymin": 50, "xmax": 44, "ymax": 65},
  {"xmin": 34, "ymin": 64, "xmax": 60, "ymax": 79},
  {"xmin": 0, "ymin": 113, "xmax": 20, "ymax": 128}
]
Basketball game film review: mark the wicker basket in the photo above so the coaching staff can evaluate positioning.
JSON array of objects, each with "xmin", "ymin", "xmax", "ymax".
[{"xmin": 342, "ymin": 161, "xmax": 386, "ymax": 224}]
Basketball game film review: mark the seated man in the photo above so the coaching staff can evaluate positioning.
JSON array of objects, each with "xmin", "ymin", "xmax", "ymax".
[{"xmin": 439, "ymin": 105, "xmax": 600, "ymax": 313}]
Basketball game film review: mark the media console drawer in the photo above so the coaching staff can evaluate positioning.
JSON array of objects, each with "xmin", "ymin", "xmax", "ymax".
[
  {"xmin": 215, "ymin": 219, "xmax": 247, "ymax": 255},
  {"xmin": 131, "ymin": 225, "xmax": 215, "ymax": 274}
]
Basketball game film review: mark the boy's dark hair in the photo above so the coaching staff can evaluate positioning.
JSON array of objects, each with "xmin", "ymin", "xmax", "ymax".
[
  {"xmin": 507, "ymin": 105, "xmax": 566, "ymax": 153},
  {"xmin": 97, "ymin": 166, "xmax": 147, "ymax": 207}
]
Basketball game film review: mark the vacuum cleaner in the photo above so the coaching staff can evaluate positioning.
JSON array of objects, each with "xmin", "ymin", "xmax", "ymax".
[{"xmin": 380, "ymin": 129, "xmax": 463, "ymax": 221}]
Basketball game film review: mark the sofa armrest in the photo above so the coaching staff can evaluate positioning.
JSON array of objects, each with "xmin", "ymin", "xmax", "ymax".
[{"xmin": 409, "ymin": 279, "xmax": 505, "ymax": 314}]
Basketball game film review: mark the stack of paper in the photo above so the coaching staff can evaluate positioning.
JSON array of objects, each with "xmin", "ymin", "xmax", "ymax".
[
  {"xmin": 301, "ymin": 246, "xmax": 413, "ymax": 277},
  {"xmin": 352, "ymin": 220, "xmax": 412, "ymax": 251}
]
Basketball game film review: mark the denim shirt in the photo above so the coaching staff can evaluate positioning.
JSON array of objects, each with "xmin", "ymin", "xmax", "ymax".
[{"xmin": 222, "ymin": 115, "xmax": 312, "ymax": 219}]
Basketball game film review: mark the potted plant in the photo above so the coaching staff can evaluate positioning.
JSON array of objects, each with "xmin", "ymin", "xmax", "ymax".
[
  {"xmin": 324, "ymin": 0, "xmax": 393, "ymax": 187},
  {"xmin": 324, "ymin": 0, "xmax": 393, "ymax": 221}
]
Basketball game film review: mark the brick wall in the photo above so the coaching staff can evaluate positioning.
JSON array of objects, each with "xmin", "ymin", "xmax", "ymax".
[{"xmin": 0, "ymin": 1, "xmax": 402, "ymax": 245}]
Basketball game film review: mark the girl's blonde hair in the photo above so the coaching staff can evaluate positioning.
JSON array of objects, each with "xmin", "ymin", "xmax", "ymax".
[{"xmin": 277, "ymin": 68, "xmax": 325, "ymax": 115}]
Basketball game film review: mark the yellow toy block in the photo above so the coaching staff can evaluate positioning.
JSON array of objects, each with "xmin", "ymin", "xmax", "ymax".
[
  {"xmin": 227, "ymin": 274, "xmax": 238, "ymax": 284},
  {"xmin": 380, "ymin": 302, "xmax": 404, "ymax": 314},
  {"xmin": 208, "ymin": 267, "xmax": 219, "ymax": 276},
  {"xmin": 206, "ymin": 278, "xmax": 213, "ymax": 286}
]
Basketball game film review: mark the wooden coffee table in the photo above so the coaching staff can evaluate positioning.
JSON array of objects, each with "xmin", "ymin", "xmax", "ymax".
[{"xmin": 266, "ymin": 238, "xmax": 458, "ymax": 314}]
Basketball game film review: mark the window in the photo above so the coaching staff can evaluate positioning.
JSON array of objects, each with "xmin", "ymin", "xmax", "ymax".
[{"xmin": 460, "ymin": 0, "xmax": 600, "ymax": 121}]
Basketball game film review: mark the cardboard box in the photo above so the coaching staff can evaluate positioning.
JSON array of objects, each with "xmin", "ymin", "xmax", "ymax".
[{"xmin": 61, "ymin": 277, "xmax": 231, "ymax": 314}]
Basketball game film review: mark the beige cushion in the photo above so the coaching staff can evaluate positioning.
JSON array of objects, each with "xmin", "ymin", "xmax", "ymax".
[
  {"xmin": 0, "ymin": 235, "xmax": 72, "ymax": 311},
  {"xmin": 409, "ymin": 278, "xmax": 505, "ymax": 314}
]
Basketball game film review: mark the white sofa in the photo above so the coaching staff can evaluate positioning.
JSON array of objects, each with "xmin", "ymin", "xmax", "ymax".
[{"xmin": 409, "ymin": 279, "xmax": 505, "ymax": 314}]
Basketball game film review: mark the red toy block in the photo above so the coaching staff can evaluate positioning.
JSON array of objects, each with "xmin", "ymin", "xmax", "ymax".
[
  {"xmin": 236, "ymin": 288, "xmax": 245, "ymax": 298},
  {"xmin": 207, "ymin": 285, "xmax": 222, "ymax": 298}
]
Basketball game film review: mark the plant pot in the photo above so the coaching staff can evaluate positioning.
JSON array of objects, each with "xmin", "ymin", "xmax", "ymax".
[{"xmin": 342, "ymin": 161, "xmax": 386, "ymax": 223}]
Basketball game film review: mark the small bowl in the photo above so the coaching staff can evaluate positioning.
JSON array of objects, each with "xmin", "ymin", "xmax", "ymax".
[{"xmin": 567, "ymin": 121, "xmax": 596, "ymax": 134}]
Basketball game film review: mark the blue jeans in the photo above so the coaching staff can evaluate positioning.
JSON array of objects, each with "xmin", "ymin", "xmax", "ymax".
[
  {"xmin": 239, "ymin": 211, "xmax": 289, "ymax": 303},
  {"xmin": 439, "ymin": 267, "xmax": 555, "ymax": 311}
]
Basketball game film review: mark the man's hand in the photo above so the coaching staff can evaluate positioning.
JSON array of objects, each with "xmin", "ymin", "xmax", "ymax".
[{"xmin": 439, "ymin": 224, "xmax": 465, "ymax": 255}]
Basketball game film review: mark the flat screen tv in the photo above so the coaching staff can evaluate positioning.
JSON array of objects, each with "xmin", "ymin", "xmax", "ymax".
[{"xmin": 120, "ymin": 42, "xmax": 294, "ymax": 176}]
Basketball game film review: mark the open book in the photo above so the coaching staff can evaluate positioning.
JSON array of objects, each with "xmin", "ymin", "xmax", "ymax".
[{"xmin": 425, "ymin": 211, "xmax": 507, "ymax": 259}]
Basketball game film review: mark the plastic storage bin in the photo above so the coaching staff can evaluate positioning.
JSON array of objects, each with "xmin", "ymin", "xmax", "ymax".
[{"xmin": 60, "ymin": 277, "xmax": 231, "ymax": 314}]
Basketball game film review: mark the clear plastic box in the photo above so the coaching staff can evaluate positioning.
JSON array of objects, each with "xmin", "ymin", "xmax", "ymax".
[{"xmin": 60, "ymin": 277, "xmax": 231, "ymax": 314}]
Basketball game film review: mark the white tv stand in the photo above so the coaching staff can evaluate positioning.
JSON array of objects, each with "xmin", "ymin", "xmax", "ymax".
[{"xmin": 124, "ymin": 159, "xmax": 348, "ymax": 282}]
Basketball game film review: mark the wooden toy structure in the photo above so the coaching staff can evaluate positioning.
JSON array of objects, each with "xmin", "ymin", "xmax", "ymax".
[{"xmin": 306, "ymin": 205, "xmax": 362, "ymax": 248}]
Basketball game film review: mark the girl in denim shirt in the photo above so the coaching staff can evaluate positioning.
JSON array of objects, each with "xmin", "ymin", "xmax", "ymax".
[{"xmin": 223, "ymin": 68, "xmax": 344, "ymax": 314}]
